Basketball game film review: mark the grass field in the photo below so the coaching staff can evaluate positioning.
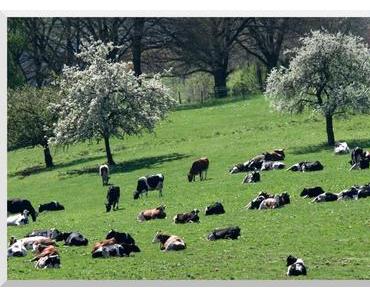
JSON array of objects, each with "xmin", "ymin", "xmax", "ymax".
[{"xmin": 7, "ymin": 95, "xmax": 370, "ymax": 280}]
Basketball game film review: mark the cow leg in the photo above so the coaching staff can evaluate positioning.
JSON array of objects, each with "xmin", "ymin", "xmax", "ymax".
[
  {"xmin": 204, "ymin": 170, "xmax": 207, "ymax": 180},
  {"xmin": 159, "ymin": 188, "xmax": 163, "ymax": 197}
]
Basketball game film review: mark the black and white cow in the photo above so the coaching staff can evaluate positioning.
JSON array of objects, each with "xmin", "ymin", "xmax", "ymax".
[
  {"xmin": 286, "ymin": 255, "xmax": 307, "ymax": 276},
  {"xmin": 99, "ymin": 164, "xmax": 110, "ymax": 186},
  {"xmin": 35, "ymin": 254, "xmax": 61, "ymax": 269},
  {"xmin": 300, "ymin": 187, "xmax": 325, "ymax": 198},
  {"xmin": 91, "ymin": 243, "xmax": 140, "ymax": 258},
  {"xmin": 105, "ymin": 230, "xmax": 136, "ymax": 245},
  {"xmin": 62, "ymin": 232, "xmax": 89, "ymax": 246},
  {"xmin": 7, "ymin": 210, "xmax": 30, "ymax": 226},
  {"xmin": 7, "ymin": 240, "xmax": 27, "ymax": 257},
  {"xmin": 337, "ymin": 186, "xmax": 360, "ymax": 201},
  {"xmin": 287, "ymin": 161, "xmax": 324, "ymax": 172},
  {"xmin": 242, "ymin": 171, "xmax": 260, "ymax": 184},
  {"xmin": 38, "ymin": 201, "xmax": 65, "ymax": 213},
  {"xmin": 245, "ymin": 192, "xmax": 274, "ymax": 209},
  {"xmin": 173, "ymin": 209, "xmax": 200, "ymax": 224},
  {"xmin": 258, "ymin": 192, "xmax": 291, "ymax": 210},
  {"xmin": 105, "ymin": 185, "xmax": 120, "ymax": 212},
  {"xmin": 261, "ymin": 161, "xmax": 285, "ymax": 171},
  {"xmin": 8, "ymin": 199, "xmax": 38, "ymax": 222},
  {"xmin": 207, "ymin": 226, "xmax": 241, "ymax": 241},
  {"xmin": 205, "ymin": 202, "xmax": 225, "ymax": 215},
  {"xmin": 349, "ymin": 147, "xmax": 370, "ymax": 170},
  {"xmin": 312, "ymin": 192, "xmax": 338, "ymax": 203},
  {"xmin": 26, "ymin": 228, "xmax": 64, "ymax": 241},
  {"xmin": 133, "ymin": 174, "xmax": 164, "ymax": 199}
]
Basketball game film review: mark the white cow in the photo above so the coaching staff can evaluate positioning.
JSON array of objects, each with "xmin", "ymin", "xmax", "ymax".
[
  {"xmin": 7, "ymin": 210, "xmax": 30, "ymax": 226},
  {"xmin": 334, "ymin": 142, "xmax": 350, "ymax": 154}
]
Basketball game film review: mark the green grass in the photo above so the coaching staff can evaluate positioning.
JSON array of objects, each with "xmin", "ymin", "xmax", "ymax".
[{"xmin": 7, "ymin": 95, "xmax": 370, "ymax": 280}]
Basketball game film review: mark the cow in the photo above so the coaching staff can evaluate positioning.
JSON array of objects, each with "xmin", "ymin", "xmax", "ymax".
[
  {"xmin": 242, "ymin": 171, "xmax": 260, "ymax": 184},
  {"xmin": 312, "ymin": 192, "xmax": 338, "ymax": 203},
  {"xmin": 258, "ymin": 192, "xmax": 291, "ymax": 210},
  {"xmin": 245, "ymin": 192, "xmax": 274, "ymax": 209},
  {"xmin": 152, "ymin": 232, "xmax": 186, "ymax": 251},
  {"xmin": 334, "ymin": 142, "xmax": 350, "ymax": 154},
  {"xmin": 105, "ymin": 230, "xmax": 136, "ymax": 245},
  {"xmin": 205, "ymin": 202, "xmax": 225, "ymax": 215},
  {"xmin": 137, "ymin": 205, "xmax": 166, "ymax": 222},
  {"xmin": 300, "ymin": 187, "xmax": 325, "ymax": 198},
  {"xmin": 105, "ymin": 185, "xmax": 120, "ymax": 212},
  {"xmin": 207, "ymin": 226, "xmax": 241, "ymax": 241},
  {"xmin": 61, "ymin": 232, "xmax": 89, "ymax": 246},
  {"xmin": 99, "ymin": 164, "xmax": 110, "ymax": 186},
  {"xmin": 261, "ymin": 161, "xmax": 285, "ymax": 171},
  {"xmin": 287, "ymin": 161, "xmax": 324, "ymax": 172},
  {"xmin": 7, "ymin": 210, "xmax": 30, "ymax": 226},
  {"xmin": 229, "ymin": 159, "xmax": 263, "ymax": 174},
  {"xmin": 349, "ymin": 147, "xmax": 370, "ymax": 170},
  {"xmin": 92, "ymin": 238, "xmax": 117, "ymax": 253},
  {"xmin": 31, "ymin": 245, "xmax": 59, "ymax": 263},
  {"xmin": 357, "ymin": 183, "xmax": 370, "ymax": 198},
  {"xmin": 337, "ymin": 186, "xmax": 360, "ymax": 201},
  {"xmin": 35, "ymin": 254, "xmax": 61, "ymax": 269},
  {"xmin": 26, "ymin": 228, "xmax": 64, "ymax": 241},
  {"xmin": 8, "ymin": 199, "xmax": 37, "ymax": 222},
  {"xmin": 173, "ymin": 209, "xmax": 200, "ymax": 224},
  {"xmin": 9, "ymin": 236, "xmax": 57, "ymax": 252},
  {"xmin": 263, "ymin": 149, "xmax": 285, "ymax": 161},
  {"xmin": 38, "ymin": 201, "xmax": 65, "ymax": 213},
  {"xmin": 133, "ymin": 174, "xmax": 164, "ymax": 199},
  {"xmin": 7, "ymin": 240, "xmax": 27, "ymax": 257},
  {"xmin": 188, "ymin": 157, "xmax": 209, "ymax": 182},
  {"xmin": 286, "ymin": 255, "xmax": 307, "ymax": 276},
  {"xmin": 92, "ymin": 243, "xmax": 140, "ymax": 258}
]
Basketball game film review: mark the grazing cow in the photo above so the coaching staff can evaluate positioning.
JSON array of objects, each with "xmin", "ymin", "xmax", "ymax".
[
  {"xmin": 312, "ymin": 192, "xmax": 338, "ymax": 203},
  {"xmin": 242, "ymin": 171, "xmax": 260, "ymax": 184},
  {"xmin": 7, "ymin": 199, "xmax": 37, "ymax": 222},
  {"xmin": 245, "ymin": 192, "xmax": 274, "ymax": 209},
  {"xmin": 287, "ymin": 161, "xmax": 324, "ymax": 172},
  {"xmin": 152, "ymin": 232, "xmax": 186, "ymax": 251},
  {"xmin": 286, "ymin": 255, "xmax": 307, "ymax": 276},
  {"xmin": 62, "ymin": 232, "xmax": 89, "ymax": 246},
  {"xmin": 300, "ymin": 187, "xmax": 325, "ymax": 198},
  {"xmin": 106, "ymin": 230, "xmax": 136, "ymax": 245},
  {"xmin": 7, "ymin": 240, "xmax": 27, "ymax": 257},
  {"xmin": 92, "ymin": 243, "xmax": 140, "ymax": 258},
  {"xmin": 26, "ymin": 228, "xmax": 64, "ymax": 241},
  {"xmin": 207, "ymin": 226, "xmax": 241, "ymax": 241},
  {"xmin": 105, "ymin": 185, "xmax": 120, "ymax": 212},
  {"xmin": 263, "ymin": 149, "xmax": 285, "ymax": 161},
  {"xmin": 133, "ymin": 174, "xmax": 164, "ymax": 199},
  {"xmin": 35, "ymin": 254, "xmax": 61, "ymax": 269},
  {"xmin": 334, "ymin": 142, "xmax": 350, "ymax": 154},
  {"xmin": 205, "ymin": 202, "xmax": 225, "ymax": 215},
  {"xmin": 137, "ymin": 205, "xmax": 166, "ymax": 222},
  {"xmin": 188, "ymin": 157, "xmax": 209, "ymax": 182},
  {"xmin": 7, "ymin": 210, "xmax": 30, "ymax": 226},
  {"xmin": 38, "ymin": 201, "xmax": 65, "ymax": 213},
  {"xmin": 261, "ymin": 161, "xmax": 285, "ymax": 171},
  {"xmin": 258, "ymin": 192, "xmax": 291, "ymax": 210},
  {"xmin": 99, "ymin": 164, "xmax": 110, "ymax": 186},
  {"xmin": 173, "ymin": 209, "xmax": 200, "ymax": 224}
]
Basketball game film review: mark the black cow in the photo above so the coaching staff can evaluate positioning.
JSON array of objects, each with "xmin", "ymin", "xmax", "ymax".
[
  {"xmin": 92, "ymin": 243, "xmax": 140, "ymax": 258},
  {"xmin": 286, "ymin": 255, "xmax": 307, "ymax": 276},
  {"xmin": 105, "ymin": 230, "xmax": 136, "ymax": 245},
  {"xmin": 8, "ymin": 199, "xmax": 37, "ymax": 222},
  {"xmin": 242, "ymin": 171, "xmax": 260, "ymax": 184},
  {"xmin": 205, "ymin": 202, "xmax": 225, "ymax": 215},
  {"xmin": 105, "ymin": 185, "xmax": 120, "ymax": 212},
  {"xmin": 358, "ymin": 184, "xmax": 370, "ymax": 198},
  {"xmin": 300, "ymin": 187, "xmax": 325, "ymax": 198},
  {"xmin": 312, "ymin": 192, "xmax": 338, "ymax": 203},
  {"xmin": 26, "ymin": 228, "xmax": 63, "ymax": 241},
  {"xmin": 62, "ymin": 232, "xmax": 89, "ymax": 246},
  {"xmin": 173, "ymin": 209, "xmax": 200, "ymax": 224},
  {"xmin": 39, "ymin": 201, "xmax": 65, "ymax": 213},
  {"xmin": 133, "ymin": 174, "xmax": 164, "ymax": 199},
  {"xmin": 207, "ymin": 226, "xmax": 241, "ymax": 241}
]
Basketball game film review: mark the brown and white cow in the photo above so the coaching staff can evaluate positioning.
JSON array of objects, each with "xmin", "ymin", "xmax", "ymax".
[
  {"xmin": 188, "ymin": 157, "xmax": 209, "ymax": 182},
  {"xmin": 152, "ymin": 232, "xmax": 186, "ymax": 251},
  {"xmin": 137, "ymin": 205, "xmax": 166, "ymax": 222}
]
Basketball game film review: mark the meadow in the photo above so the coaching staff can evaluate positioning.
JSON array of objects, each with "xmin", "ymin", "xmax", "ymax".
[{"xmin": 7, "ymin": 95, "xmax": 370, "ymax": 280}]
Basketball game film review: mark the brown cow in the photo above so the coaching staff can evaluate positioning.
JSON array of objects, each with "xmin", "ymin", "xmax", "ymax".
[
  {"xmin": 137, "ymin": 205, "xmax": 166, "ymax": 222},
  {"xmin": 31, "ymin": 245, "xmax": 59, "ymax": 262},
  {"xmin": 188, "ymin": 157, "xmax": 209, "ymax": 182}
]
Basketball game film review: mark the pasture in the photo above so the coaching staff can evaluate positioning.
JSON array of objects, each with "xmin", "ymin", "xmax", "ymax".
[{"xmin": 7, "ymin": 95, "xmax": 370, "ymax": 280}]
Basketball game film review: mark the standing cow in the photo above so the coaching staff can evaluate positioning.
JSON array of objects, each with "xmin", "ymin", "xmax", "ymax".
[
  {"xmin": 105, "ymin": 185, "xmax": 120, "ymax": 212},
  {"xmin": 99, "ymin": 164, "xmax": 110, "ymax": 186},
  {"xmin": 188, "ymin": 157, "xmax": 209, "ymax": 182},
  {"xmin": 8, "ymin": 199, "xmax": 38, "ymax": 222},
  {"xmin": 133, "ymin": 174, "xmax": 164, "ymax": 199}
]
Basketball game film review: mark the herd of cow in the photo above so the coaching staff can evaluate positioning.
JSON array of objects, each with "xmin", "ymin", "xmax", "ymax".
[{"xmin": 7, "ymin": 142, "xmax": 370, "ymax": 276}]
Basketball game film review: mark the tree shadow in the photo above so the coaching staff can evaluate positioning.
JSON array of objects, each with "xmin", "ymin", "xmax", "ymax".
[{"xmin": 63, "ymin": 153, "xmax": 190, "ymax": 176}]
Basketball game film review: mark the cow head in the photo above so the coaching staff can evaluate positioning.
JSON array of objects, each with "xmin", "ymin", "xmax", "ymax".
[
  {"xmin": 133, "ymin": 190, "xmax": 140, "ymax": 200},
  {"xmin": 105, "ymin": 203, "xmax": 112, "ymax": 212},
  {"xmin": 187, "ymin": 173, "xmax": 194, "ymax": 182},
  {"xmin": 286, "ymin": 255, "xmax": 298, "ymax": 266}
]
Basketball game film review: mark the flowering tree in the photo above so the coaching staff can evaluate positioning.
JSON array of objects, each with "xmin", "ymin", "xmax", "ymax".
[
  {"xmin": 51, "ymin": 39, "xmax": 176, "ymax": 165},
  {"xmin": 265, "ymin": 31, "xmax": 370, "ymax": 146}
]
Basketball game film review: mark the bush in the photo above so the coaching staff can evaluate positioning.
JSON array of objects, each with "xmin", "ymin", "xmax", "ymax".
[{"xmin": 227, "ymin": 64, "xmax": 263, "ymax": 97}]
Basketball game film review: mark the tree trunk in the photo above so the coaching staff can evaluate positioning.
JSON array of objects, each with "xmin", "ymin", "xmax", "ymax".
[
  {"xmin": 103, "ymin": 135, "xmax": 115, "ymax": 165},
  {"xmin": 213, "ymin": 68, "xmax": 228, "ymax": 98},
  {"xmin": 325, "ymin": 114, "xmax": 335, "ymax": 146},
  {"xmin": 132, "ymin": 18, "xmax": 145, "ymax": 77},
  {"xmin": 43, "ymin": 144, "xmax": 54, "ymax": 168},
  {"xmin": 256, "ymin": 63, "xmax": 264, "ymax": 91}
]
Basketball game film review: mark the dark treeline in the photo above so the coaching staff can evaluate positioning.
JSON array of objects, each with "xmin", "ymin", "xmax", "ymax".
[{"xmin": 8, "ymin": 17, "xmax": 370, "ymax": 97}]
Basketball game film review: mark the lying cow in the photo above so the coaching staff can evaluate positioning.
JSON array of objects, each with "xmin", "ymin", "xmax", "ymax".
[
  {"xmin": 26, "ymin": 228, "xmax": 64, "ymax": 241},
  {"xmin": 287, "ymin": 161, "xmax": 324, "ymax": 172},
  {"xmin": 242, "ymin": 171, "xmax": 260, "ymax": 184},
  {"xmin": 152, "ymin": 232, "xmax": 186, "ymax": 251},
  {"xmin": 173, "ymin": 209, "xmax": 200, "ymax": 224},
  {"xmin": 133, "ymin": 174, "xmax": 164, "ymax": 199},
  {"xmin": 188, "ymin": 157, "xmax": 209, "ymax": 182},
  {"xmin": 8, "ymin": 198, "xmax": 37, "ymax": 222},
  {"xmin": 349, "ymin": 147, "xmax": 370, "ymax": 170},
  {"xmin": 312, "ymin": 192, "xmax": 338, "ymax": 203},
  {"xmin": 31, "ymin": 245, "xmax": 59, "ymax": 263},
  {"xmin": 35, "ymin": 254, "xmax": 61, "ymax": 269},
  {"xmin": 207, "ymin": 226, "xmax": 241, "ymax": 241},
  {"xmin": 263, "ymin": 149, "xmax": 285, "ymax": 161},
  {"xmin": 61, "ymin": 232, "xmax": 89, "ymax": 246},
  {"xmin": 261, "ymin": 161, "xmax": 285, "ymax": 171},
  {"xmin": 337, "ymin": 186, "xmax": 360, "ymax": 201},
  {"xmin": 92, "ymin": 238, "xmax": 117, "ymax": 253},
  {"xmin": 105, "ymin": 185, "xmax": 120, "ymax": 212},
  {"xmin": 229, "ymin": 159, "xmax": 263, "ymax": 174},
  {"xmin": 137, "ymin": 205, "xmax": 166, "ymax": 222},
  {"xmin": 7, "ymin": 210, "xmax": 30, "ymax": 226},
  {"xmin": 10, "ymin": 236, "xmax": 57, "ymax": 251},
  {"xmin": 334, "ymin": 142, "xmax": 350, "ymax": 154},
  {"xmin": 205, "ymin": 202, "xmax": 225, "ymax": 215},
  {"xmin": 99, "ymin": 164, "xmax": 110, "ymax": 186},
  {"xmin": 106, "ymin": 230, "xmax": 136, "ymax": 245},
  {"xmin": 7, "ymin": 240, "xmax": 27, "ymax": 257},
  {"xmin": 92, "ymin": 243, "xmax": 140, "ymax": 258},
  {"xmin": 38, "ymin": 201, "xmax": 65, "ymax": 213},
  {"xmin": 245, "ymin": 192, "xmax": 274, "ymax": 209},
  {"xmin": 286, "ymin": 255, "xmax": 307, "ymax": 276},
  {"xmin": 258, "ymin": 192, "xmax": 291, "ymax": 210},
  {"xmin": 358, "ymin": 183, "xmax": 370, "ymax": 198},
  {"xmin": 300, "ymin": 186, "xmax": 325, "ymax": 198}
]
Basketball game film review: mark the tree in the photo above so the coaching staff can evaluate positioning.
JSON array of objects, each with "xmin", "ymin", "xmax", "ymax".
[
  {"xmin": 51, "ymin": 39, "xmax": 176, "ymax": 165},
  {"xmin": 265, "ymin": 31, "xmax": 370, "ymax": 146},
  {"xmin": 8, "ymin": 86, "xmax": 60, "ymax": 167}
]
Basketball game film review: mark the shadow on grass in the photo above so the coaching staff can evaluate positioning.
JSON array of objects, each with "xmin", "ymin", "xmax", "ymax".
[
  {"xmin": 63, "ymin": 152, "xmax": 190, "ymax": 176},
  {"xmin": 290, "ymin": 138, "xmax": 370, "ymax": 155}
]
